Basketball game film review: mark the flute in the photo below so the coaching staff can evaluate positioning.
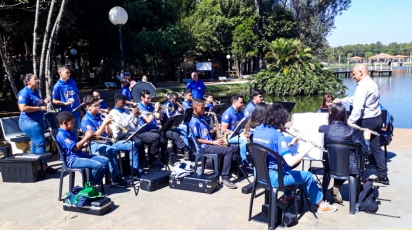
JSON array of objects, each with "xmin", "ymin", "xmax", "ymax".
[
  {"xmin": 348, "ymin": 123, "xmax": 380, "ymax": 136},
  {"xmin": 283, "ymin": 128, "xmax": 328, "ymax": 153}
]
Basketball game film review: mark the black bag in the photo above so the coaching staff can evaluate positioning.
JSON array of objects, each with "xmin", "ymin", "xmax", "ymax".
[
  {"xmin": 140, "ymin": 171, "xmax": 171, "ymax": 191},
  {"xmin": 358, "ymin": 180, "xmax": 379, "ymax": 213},
  {"xmin": 63, "ymin": 197, "xmax": 112, "ymax": 216},
  {"xmin": 169, "ymin": 174, "xmax": 219, "ymax": 194}
]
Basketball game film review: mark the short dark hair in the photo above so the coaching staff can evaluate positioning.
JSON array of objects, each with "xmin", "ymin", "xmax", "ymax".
[
  {"xmin": 204, "ymin": 92, "xmax": 213, "ymax": 98},
  {"xmin": 22, "ymin": 73, "xmax": 35, "ymax": 86},
  {"xmin": 120, "ymin": 78, "xmax": 129, "ymax": 85},
  {"xmin": 168, "ymin": 92, "xmax": 178, "ymax": 100},
  {"xmin": 249, "ymin": 102, "xmax": 269, "ymax": 128},
  {"xmin": 90, "ymin": 89, "xmax": 99, "ymax": 95},
  {"xmin": 57, "ymin": 111, "xmax": 74, "ymax": 125},
  {"xmin": 263, "ymin": 103, "xmax": 289, "ymax": 131},
  {"xmin": 192, "ymin": 98, "xmax": 204, "ymax": 107},
  {"xmin": 231, "ymin": 94, "xmax": 243, "ymax": 103},
  {"xmin": 183, "ymin": 89, "xmax": 192, "ymax": 96},
  {"xmin": 114, "ymin": 93, "xmax": 126, "ymax": 103},
  {"xmin": 328, "ymin": 103, "xmax": 347, "ymax": 125},
  {"xmin": 251, "ymin": 89, "xmax": 264, "ymax": 98},
  {"xmin": 140, "ymin": 90, "xmax": 151, "ymax": 99},
  {"xmin": 83, "ymin": 95, "xmax": 99, "ymax": 106}
]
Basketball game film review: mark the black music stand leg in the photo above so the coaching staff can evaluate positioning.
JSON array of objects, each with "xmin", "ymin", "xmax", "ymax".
[{"xmin": 126, "ymin": 139, "xmax": 139, "ymax": 196}]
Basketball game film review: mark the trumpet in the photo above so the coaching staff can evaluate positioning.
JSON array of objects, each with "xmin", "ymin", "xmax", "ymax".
[
  {"xmin": 78, "ymin": 130, "xmax": 116, "ymax": 144},
  {"xmin": 203, "ymin": 95, "xmax": 220, "ymax": 105},
  {"xmin": 100, "ymin": 112, "xmax": 129, "ymax": 134}
]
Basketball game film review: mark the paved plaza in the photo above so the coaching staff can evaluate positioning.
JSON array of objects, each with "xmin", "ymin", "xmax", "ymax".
[{"xmin": 0, "ymin": 128, "xmax": 411, "ymax": 230}]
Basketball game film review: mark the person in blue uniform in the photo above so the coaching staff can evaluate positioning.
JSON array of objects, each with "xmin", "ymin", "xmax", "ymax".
[
  {"xmin": 186, "ymin": 72, "xmax": 206, "ymax": 99},
  {"xmin": 204, "ymin": 92, "xmax": 215, "ymax": 112},
  {"xmin": 181, "ymin": 89, "xmax": 193, "ymax": 112},
  {"xmin": 161, "ymin": 92, "xmax": 183, "ymax": 126},
  {"xmin": 221, "ymin": 94, "xmax": 250, "ymax": 168},
  {"xmin": 244, "ymin": 89, "xmax": 264, "ymax": 118},
  {"xmin": 56, "ymin": 111, "xmax": 109, "ymax": 185},
  {"xmin": 18, "ymin": 73, "xmax": 56, "ymax": 173},
  {"xmin": 52, "ymin": 66, "xmax": 81, "ymax": 134},
  {"xmin": 90, "ymin": 90, "xmax": 111, "ymax": 114},
  {"xmin": 253, "ymin": 103, "xmax": 337, "ymax": 213},
  {"xmin": 120, "ymin": 78, "xmax": 137, "ymax": 107},
  {"xmin": 189, "ymin": 99, "xmax": 237, "ymax": 189}
]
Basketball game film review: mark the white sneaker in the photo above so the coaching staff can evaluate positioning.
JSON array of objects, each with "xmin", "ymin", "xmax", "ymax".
[{"xmin": 318, "ymin": 201, "xmax": 338, "ymax": 214}]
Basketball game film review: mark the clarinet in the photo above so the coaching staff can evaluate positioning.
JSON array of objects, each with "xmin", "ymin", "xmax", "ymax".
[
  {"xmin": 348, "ymin": 123, "xmax": 380, "ymax": 136},
  {"xmin": 283, "ymin": 128, "xmax": 328, "ymax": 153}
]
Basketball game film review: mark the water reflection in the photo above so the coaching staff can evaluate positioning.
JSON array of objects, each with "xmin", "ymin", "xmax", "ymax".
[{"xmin": 216, "ymin": 67, "xmax": 412, "ymax": 128}]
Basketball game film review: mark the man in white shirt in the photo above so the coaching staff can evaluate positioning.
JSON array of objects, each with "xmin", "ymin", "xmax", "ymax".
[{"xmin": 334, "ymin": 64, "xmax": 389, "ymax": 185}]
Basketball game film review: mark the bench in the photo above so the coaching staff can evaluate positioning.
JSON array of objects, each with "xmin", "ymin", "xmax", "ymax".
[
  {"xmin": 0, "ymin": 116, "xmax": 31, "ymax": 155},
  {"xmin": 104, "ymin": 82, "xmax": 117, "ymax": 90},
  {"xmin": 183, "ymin": 78, "xmax": 191, "ymax": 83},
  {"xmin": 218, "ymin": 76, "xmax": 228, "ymax": 82}
]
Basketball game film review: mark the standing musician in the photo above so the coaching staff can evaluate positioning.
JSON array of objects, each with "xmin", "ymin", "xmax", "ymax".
[
  {"xmin": 190, "ymin": 99, "xmax": 237, "ymax": 189},
  {"xmin": 181, "ymin": 89, "xmax": 193, "ymax": 111},
  {"xmin": 109, "ymin": 93, "xmax": 162, "ymax": 171},
  {"xmin": 80, "ymin": 95, "xmax": 135, "ymax": 186},
  {"xmin": 52, "ymin": 65, "xmax": 81, "ymax": 134},
  {"xmin": 120, "ymin": 78, "xmax": 137, "ymax": 107},
  {"xmin": 221, "ymin": 94, "xmax": 250, "ymax": 169},
  {"xmin": 204, "ymin": 92, "xmax": 215, "ymax": 111},
  {"xmin": 244, "ymin": 89, "xmax": 265, "ymax": 118},
  {"xmin": 138, "ymin": 90, "xmax": 191, "ymax": 163},
  {"xmin": 333, "ymin": 64, "xmax": 389, "ymax": 185},
  {"xmin": 253, "ymin": 103, "xmax": 337, "ymax": 213},
  {"xmin": 18, "ymin": 73, "xmax": 56, "ymax": 173},
  {"xmin": 186, "ymin": 72, "xmax": 206, "ymax": 99}
]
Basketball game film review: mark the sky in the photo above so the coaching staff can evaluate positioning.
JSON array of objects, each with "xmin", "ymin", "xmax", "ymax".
[{"xmin": 327, "ymin": 0, "xmax": 412, "ymax": 47}]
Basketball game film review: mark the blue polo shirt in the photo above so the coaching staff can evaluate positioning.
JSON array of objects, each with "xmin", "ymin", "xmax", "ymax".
[
  {"xmin": 253, "ymin": 124, "xmax": 291, "ymax": 171},
  {"xmin": 18, "ymin": 86, "xmax": 44, "ymax": 122},
  {"xmin": 161, "ymin": 100, "xmax": 180, "ymax": 125},
  {"xmin": 120, "ymin": 86, "xmax": 132, "ymax": 101},
  {"xmin": 52, "ymin": 79, "xmax": 80, "ymax": 117},
  {"xmin": 244, "ymin": 101, "xmax": 256, "ymax": 118},
  {"xmin": 81, "ymin": 112, "xmax": 109, "ymax": 145},
  {"xmin": 205, "ymin": 102, "xmax": 214, "ymax": 112},
  {"xmin": 99, "ymin": 101, "xmax": 109, "ymax": 109},
  {"xmin": 190, "ymin": 115, "xmax": 211, "ymax": 148},
  {"xmin": 56, "ymin": 128, "xmax": 92, "ymax": 168},
  {"xmin": 138, "ymin": 102, "xmax": 157, "ymax": 131},
  {"xmin": 182, "ymin": 100, "xmax": 192, "ymax": 111},
  {"xmin": 186, "ymin": 79, "xmax": 206, "ymax": 99},
  {"xmin": 221, "ymin": 106, "xmax": 244, "ymax": 131}
]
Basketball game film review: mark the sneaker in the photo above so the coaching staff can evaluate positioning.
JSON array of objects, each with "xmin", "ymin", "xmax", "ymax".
[
  {"xmin": 112, "ymin": 177, "xmax": 129, "ymax": 188},
  {"xmin": 222, "ymin": 178, "xmax": 237, "ymax": 189},
  {"xmin": 317, "ymin": 201, "xmax": 338, "ymax": 214},
  {"xmin": 329, "ymin": 187, "xmax": 343, "ymax": 204},
  {"xmin": 374, "ymin": 176, "xmax": 389, "ymax": 185},
  {"xmin": 45, "ymin": 166, "xmax": 57, "ymax": 174}
]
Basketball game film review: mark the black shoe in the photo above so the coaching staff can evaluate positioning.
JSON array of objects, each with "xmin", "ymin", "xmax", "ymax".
[
  {"xmin": 222, "ymin": 178, "xmax": 237, "ymax": 189},
  {"xmin": 45, "ymin": 166, "xmax": 57, "ymax": 174},
  {"xmin": 112, "ymin": 176, "xmax": 129, "ymax": 188},
  {"xmin": 374, "ymin": 176, "xmax": 390, "ymax": 185}
]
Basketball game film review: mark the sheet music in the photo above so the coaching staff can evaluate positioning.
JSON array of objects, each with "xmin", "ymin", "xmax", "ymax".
[{"xmin": 288, "ymin": 113, "xmax": 329, "ymax": 160}]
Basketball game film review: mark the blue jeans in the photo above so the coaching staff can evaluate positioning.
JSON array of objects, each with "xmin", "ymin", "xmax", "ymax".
[
  {"xmin": 269, "ymin": 169, "xmax": 323, "ymax": 204},
  {"xmin": 71, "ymin": 155, "xmax": 109, "ymax": 184},
  {"xmin": 91, "ymin": 143, "xmax": 121, "ymax": 179},
  {"xmin": 174, "ymin": 124, "xmax": 189, "ymax": 147},
  {"xmin": 228, "ymin": 135, "xmax": 248, "ymax": 162},
  {"xmin": 112, "ymin": 140, "xmax": 140, "ymax": 170},
  {"xmin": 19, "ymin": 118, "xmax": 46, "ymax": 154}
]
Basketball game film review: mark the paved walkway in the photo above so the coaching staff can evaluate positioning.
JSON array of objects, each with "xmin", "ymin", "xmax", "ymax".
[{"xmin": 0, "ymin": 129, "xmax": 411, "ymax": 230}]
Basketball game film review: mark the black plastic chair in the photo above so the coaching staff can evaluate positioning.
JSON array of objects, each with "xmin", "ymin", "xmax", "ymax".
[
  {"xmin": 246, "ymin": 143, "xmax": 300, "ymax": 229},
  {"xmin": 44, "ymin": 112, "xmax": 59, "ymax": 156},
  {"xmin": 189, "ymin": 133, "xmax": 221, "ymax": 177},
  {"xmin": 51, "ymin": 129, "xmax": 104, "ymax": 201},
  {"xmin": 325, "ymin": 142, "xmax": 362, "ymax": 214}
]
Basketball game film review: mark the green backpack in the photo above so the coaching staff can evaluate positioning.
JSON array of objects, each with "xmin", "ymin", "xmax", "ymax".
[{"xmin": 65, "ymin": 182, "xmax": 103, "ymax": 207}]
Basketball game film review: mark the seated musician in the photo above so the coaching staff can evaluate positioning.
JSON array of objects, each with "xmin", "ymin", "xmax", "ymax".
[
  {"xmin": 109, "ymin": 93, "xmax": 162, "ymax": 170},
  {"xmin": 56, "ymin": 111, "xmax": 109, "ymax": 185},
  {"xmin": 204, "ymin": 92, "xmax": 215, "ymax": 111},
  {"xmin": 181, "ymin": 89, "xmax": 193, "ymax": 111},
  {"xmin": 317, "ymin": 93, "xmax": 334, "ymax": 113},
  {"xmin": 244, "ymin": 89, "xmax": 264, "ymax": 118},
  {"xmin": 81, "ymin": 95, "xmax": 137, "ymax": 186},
  {"xmin": 120, "ymin": 78, "xmax": 137, "ymax": 107},
  {"xmin": 319, "ymin": 103, "xmax": 371, "ymax": 204},
  {"xmin": 244, "ymin": 102, "xmax": 269, "ymax": 141},
  {"xmin": 253, "ymin": 103, "xmax": 338, "ymax": 213},
  {"xmin": 190, "ymin": 99, "xmax": 237, "ymax": 189},
  {"xmin": 221, "ymin": 94, "xmax": 250, "ymax": 169},
  {"xmin": 138, "ymin": 90, "xmax": 191, "ymax": 164},
  {"xmin": 90, "ymin": 89, "xmax": 111, "ymax": 113}
]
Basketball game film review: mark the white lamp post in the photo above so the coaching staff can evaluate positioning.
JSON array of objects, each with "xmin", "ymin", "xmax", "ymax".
[
  {"xmin": 226, "ymin": 54, "xmax": 230, "ymax": 77},
  {"xmin": 109, "ymin": 6, "xmax": 128, "ymax": 69}
]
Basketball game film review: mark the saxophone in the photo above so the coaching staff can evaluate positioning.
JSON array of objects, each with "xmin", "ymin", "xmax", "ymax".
[{"xmin": 206, "ymin": 111, "xmax": 229, "ymax": 146}]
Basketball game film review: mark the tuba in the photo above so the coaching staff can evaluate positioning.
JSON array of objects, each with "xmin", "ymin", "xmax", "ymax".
[{"xmin": 206, "ymin": 111, "xmax": 229, "ymax": 146}]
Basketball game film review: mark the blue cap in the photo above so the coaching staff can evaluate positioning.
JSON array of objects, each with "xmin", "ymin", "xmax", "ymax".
[{"xmin": 125, "ymin": 71, "xmax": 130, "ymax": 75}]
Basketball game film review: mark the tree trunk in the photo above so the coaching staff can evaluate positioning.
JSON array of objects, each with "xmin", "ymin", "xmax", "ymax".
[
  {"xmin": 45, "ymin": 0, "xmax": 69, "ymax": 99},
  {"xmin": 39, "ymin": 0, "xmax": 57, "ymax": 97},
  {"xmin": 32, "ymin": 0, "xmax": 40, "ymax": 77},
  {"xmin": 0, "ymin": 31, "xmax": 19, "ymax": 99}
]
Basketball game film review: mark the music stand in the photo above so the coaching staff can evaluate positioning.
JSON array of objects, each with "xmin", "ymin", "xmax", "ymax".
[
  {"xmin": 273, "ymin": 101, "xmax": 296, "ymax": 113},
  {"xmin": 183, "ymin": 108, "xmax": 193, "ymax": 123},
  {"xmin": 124, "ymin": 123, "xmax": 149, "ymax": 196},
  {"xmin": 211, "ymin": 104, "xmax": 231, "ymax": 116}
]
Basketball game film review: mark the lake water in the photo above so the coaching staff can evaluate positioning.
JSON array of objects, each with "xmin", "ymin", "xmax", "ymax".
[{"xmin": 216, "ymin": 67, "xmax": 412, "ymax": 128}]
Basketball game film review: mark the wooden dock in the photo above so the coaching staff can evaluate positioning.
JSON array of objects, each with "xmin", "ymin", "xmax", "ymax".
[{"xmin": 331, "ymin": 67, "xmax": 393, "ymax": 77}]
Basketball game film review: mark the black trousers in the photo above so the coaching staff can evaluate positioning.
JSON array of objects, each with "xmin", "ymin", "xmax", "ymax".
[
  {"xmin": 203, "ymin": 145, "xmax": 236, "ymax": 178},
  {"xmin": 359, "ymin": 115, "xmax": 388, "ymax": 177},
  {"xmin": 134, "ymin": 131, "xmax": 160, "ymax": 155}
]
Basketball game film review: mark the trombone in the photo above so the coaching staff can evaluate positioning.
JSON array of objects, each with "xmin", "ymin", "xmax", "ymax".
[{"xmin": 78, "ymin": 130, "xmax": 116, "ymax": 144}]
